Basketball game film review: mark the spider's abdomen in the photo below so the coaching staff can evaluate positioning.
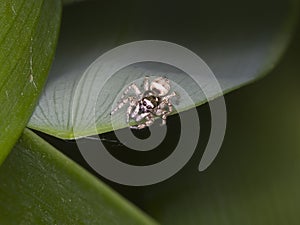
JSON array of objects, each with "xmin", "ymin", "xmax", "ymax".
[{"xmin": 150, "ymin": 77, "xmax": 170, "ymax": 96}]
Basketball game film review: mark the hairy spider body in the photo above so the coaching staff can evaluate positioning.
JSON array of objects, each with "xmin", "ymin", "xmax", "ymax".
[
  {"xmin": 139, "ymin": 95, "xmax": 160, "ymax": 113},
  {"xmin": 111, "ymin": 76, "xmax": 178, "ymax": 129}
]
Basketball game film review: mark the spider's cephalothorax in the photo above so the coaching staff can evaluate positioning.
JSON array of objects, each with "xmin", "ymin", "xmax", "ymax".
[
  {"xmin": 110, "ymin": 76, "xmax": 178, "ymax": 129},
  {"xmin": 139, "ymin": 95, "xmax": 160, "ymax": 113}
]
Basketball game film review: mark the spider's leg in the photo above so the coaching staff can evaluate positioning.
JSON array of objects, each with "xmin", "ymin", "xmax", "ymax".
[
  {"xmin": 144, "ymin": 115, "xmax": 154, "ymax": 127},
  {"xmin": 161, "ymin": 116, "xmax": 167, "ymax": 126},
  {"xmin": 155, "ymin": 102, "xmax": 166, "ymax": 116},
  {"xmin": 126, "ymin": 99, "xmax": 138, "ymax": 123},
  {"xmin": 159, "ymin": 98, "xmax": 175, "ymax": 126},
  {"xmin": 130, "ymin": 104, "xmax": 140, "ymax": 119},
  {"xmin": 135, "ymin": 112, "xmax": 150, "ymax": 122},
  {"xmin": 166, "ymin": 102, "xmax": 173, "ymax": 115},
  {"xmin": 131, "ymin": 115, "xmax": 154, "ymax": 129},
  {"xmin": 143, "ymin": 76, "xmax": 150, "ymax": 91},
  {"xmin": 110, "ymin": 96, "xmax": 133, "ymax": 115},
  {"xmin": 160, "ymin": 105, "xmax": 170, "ymax": 126},
  {"xmin": 126, "ymin": 105, "xmax": 133, "ymax": 123},
  {"xmin": 162, "ymin": 91, "xmax": 178, "ymax": 102},
  {"xmin": 120, "ymin": 83, "xmax": 142, "ymax": 100},
  {"xmin": 131, "ymin": 123, "xmax": 146, "ymax": 129},
  {"xmin": 163, "ymin": 102, "xmax": 173, "ymax": 116},
  {"xmin": 129, "ymin": 112, "xmax": 149, "ymax": 129}
]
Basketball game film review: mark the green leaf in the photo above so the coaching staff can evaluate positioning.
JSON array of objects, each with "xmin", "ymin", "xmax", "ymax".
[
  {"xmin": 0, "ymin": 128, "xmax": 158, "ymax": 225},
  {"xmin": 0, "ymin": 0, "xmax": 62, "ymax": 164},
  {"xmin": 28, "ymin": 0, "xmax": 299, "ymax": 139}
]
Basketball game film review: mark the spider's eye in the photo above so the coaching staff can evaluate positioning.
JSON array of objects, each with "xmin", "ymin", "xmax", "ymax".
[{"xmin": 143, "ymin": 101, "xmax": 147, "ymax": 106}]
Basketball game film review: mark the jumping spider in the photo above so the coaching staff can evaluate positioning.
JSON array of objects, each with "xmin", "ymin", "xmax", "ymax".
[{"xmin": 110, "ymin": 76, "xmax": 179, "ymax": 129}]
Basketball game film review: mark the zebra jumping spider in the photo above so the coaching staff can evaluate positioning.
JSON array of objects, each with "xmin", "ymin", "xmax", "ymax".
[{"xmin": 110, "ymin": 76, "xmax": 179, "ymax": 129}]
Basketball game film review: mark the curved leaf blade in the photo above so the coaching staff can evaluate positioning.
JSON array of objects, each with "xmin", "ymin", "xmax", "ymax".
[
  {"xmin": 0, "ymin": 128, "xmax": 158, "ymax": 225},
  {"xmin": 0, "ymin": 0, "xmax": 62, "ymax": 163},
  {"xmin": 28, "ymin": 0, "xmax": 298, "ymax": 139}
]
